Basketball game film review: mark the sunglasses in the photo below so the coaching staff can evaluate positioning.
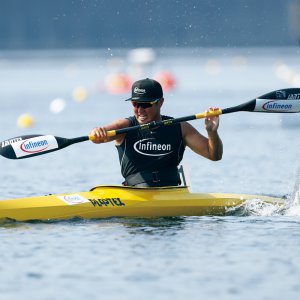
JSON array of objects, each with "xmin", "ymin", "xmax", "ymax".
[{"xmin": 131, "ymin": 99, "xmax": 160, "ymax": 109}]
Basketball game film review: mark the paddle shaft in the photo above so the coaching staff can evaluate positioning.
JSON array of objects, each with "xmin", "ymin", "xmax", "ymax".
[
  {"xmin": 105, "ymin": 109, "xmax": 221, "ymax": 137},
  {"xmin": 1, "ymin": 88, "xmax": 300, "ymax": 159}
]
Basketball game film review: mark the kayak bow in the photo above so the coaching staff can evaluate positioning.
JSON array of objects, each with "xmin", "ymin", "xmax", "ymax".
[{"xmin": 0, "ymin": 185, "xmax": 285, "ymax": 221}]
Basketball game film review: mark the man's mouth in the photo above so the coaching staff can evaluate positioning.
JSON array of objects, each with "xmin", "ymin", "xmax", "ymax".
[{"xmin": 138, "ymin": 114, "xmax": 148, "ymax": 122}]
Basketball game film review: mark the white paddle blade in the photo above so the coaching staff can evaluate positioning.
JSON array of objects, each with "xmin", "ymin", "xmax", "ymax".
[
  {"xmin": 254, "ymin": 99, "xmax": 300, "ymax": 113},
  {"xmin": 0, "ymin": 135, "xmax": 59, "ymax": 159}
]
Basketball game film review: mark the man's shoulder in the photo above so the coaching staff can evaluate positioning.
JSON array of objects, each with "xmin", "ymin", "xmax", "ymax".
[
  {"xmin": 110, "ymin": 118, "xmax": 130, "ymax": 129},
  {"xmin": 126, "ymin": 116, "xmax": 137, "ymax": 126}
]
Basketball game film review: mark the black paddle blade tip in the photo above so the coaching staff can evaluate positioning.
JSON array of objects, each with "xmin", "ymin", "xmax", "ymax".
[{"xmin": 258, "ymin": 88, "xmax": 300, "ymax": 100}]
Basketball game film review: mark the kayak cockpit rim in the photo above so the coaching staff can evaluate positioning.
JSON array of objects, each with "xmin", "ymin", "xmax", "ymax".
[{"xmin": 89, "ymin": 185, "xmax": 190, "ymax": 192}]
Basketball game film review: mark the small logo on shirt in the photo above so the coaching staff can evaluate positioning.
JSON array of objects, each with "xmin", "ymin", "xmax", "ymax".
[{"xmin": 133, "ymin": 138, "xmax": 173, "ymax": 156}]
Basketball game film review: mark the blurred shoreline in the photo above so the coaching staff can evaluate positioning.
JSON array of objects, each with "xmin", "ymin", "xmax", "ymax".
[{"xmin": 1, "ymin": 46, "xmax": 300, "ymax": 59}]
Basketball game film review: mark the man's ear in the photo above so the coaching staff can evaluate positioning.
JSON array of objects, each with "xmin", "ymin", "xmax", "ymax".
[{"xmin": 159, "ymin": 98, "xmax": 164, "ymax": 107}]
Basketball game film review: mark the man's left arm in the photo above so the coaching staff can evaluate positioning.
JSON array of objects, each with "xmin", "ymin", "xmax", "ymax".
[{"xmin": 181, "ymin": 109, "xmax": 223, "ymax": 161}]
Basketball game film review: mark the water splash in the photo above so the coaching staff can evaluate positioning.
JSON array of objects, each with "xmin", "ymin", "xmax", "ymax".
[{"xmin": 281, "ymin": 167, "xmax": 300, "ymax": 216}]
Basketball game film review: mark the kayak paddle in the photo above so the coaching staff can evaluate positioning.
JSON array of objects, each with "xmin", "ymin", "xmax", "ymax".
[{"xmin": 1, "ymin": 88, "xmax": 300, "ymax": 160}]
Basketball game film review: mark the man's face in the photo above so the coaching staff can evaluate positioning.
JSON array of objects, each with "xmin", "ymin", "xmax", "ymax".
[{"xmin": 132, "ymin": 99, "xmax": 163, "ymax": 124}]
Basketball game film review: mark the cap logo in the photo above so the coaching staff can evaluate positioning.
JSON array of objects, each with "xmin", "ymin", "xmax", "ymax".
[{"xmin": 134, "ymin": 87, "xmax": 146, "ymax": 94}]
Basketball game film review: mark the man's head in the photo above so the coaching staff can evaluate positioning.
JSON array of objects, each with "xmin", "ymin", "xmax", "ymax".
[{"xmin": 126, "ymin": 78, "xmax": 164, "ymax": 124}]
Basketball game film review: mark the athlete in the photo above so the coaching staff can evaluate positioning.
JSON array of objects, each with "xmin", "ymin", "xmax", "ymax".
[{"xmin": 90, "ymin": 78, "xmax": 223, "ymax": 187}]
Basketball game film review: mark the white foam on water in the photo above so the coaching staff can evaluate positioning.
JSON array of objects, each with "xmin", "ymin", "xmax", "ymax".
[
  {"xmin": 243, "ymin": 199, "xmax": 283, "ymax": 216},
  {"xmin": 226, "ymin": 198, "xmax": 283, "ymax": 217}
]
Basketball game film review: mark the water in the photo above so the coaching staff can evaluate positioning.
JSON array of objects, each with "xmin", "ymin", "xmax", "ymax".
[{"xmin": 1, "ymin": 47, "xmax": 300, "ymax": 299}]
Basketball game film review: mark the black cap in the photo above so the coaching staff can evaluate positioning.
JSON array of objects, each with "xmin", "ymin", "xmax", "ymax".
[{"xmin": 125, "ymin": 78, "xmax": 163, "ymax": 102}]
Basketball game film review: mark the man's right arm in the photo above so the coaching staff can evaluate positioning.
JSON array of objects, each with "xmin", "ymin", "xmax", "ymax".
[{"xmin": 89, "ymin": 118, "xmax": 130, "ymax": 145}]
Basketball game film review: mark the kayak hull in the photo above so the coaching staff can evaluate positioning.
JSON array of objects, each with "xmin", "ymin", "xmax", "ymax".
[{"xmin": 0, "ymin": 185, "xmax": 285, "ymax": 221}]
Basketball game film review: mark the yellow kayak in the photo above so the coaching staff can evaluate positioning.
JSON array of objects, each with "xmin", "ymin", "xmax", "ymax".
[{"xmin": 0, "ymin": 185, "xmax": 285, "ymax": 221}]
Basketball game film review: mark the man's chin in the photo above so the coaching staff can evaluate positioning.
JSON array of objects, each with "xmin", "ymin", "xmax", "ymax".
[{"xmin": 138, "ymin": 117, "xmax": 149, "ymax": 124}]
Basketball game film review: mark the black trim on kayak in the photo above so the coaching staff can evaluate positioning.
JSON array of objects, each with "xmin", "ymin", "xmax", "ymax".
[{"xmin": 89, "ymin": 185, "xmax": 189, "ymax": 191}]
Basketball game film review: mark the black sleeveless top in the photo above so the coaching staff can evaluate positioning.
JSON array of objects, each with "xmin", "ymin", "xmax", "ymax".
[{"xmin": 116, "ymin": 115, "xmax": 185, "ymax": 179}]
